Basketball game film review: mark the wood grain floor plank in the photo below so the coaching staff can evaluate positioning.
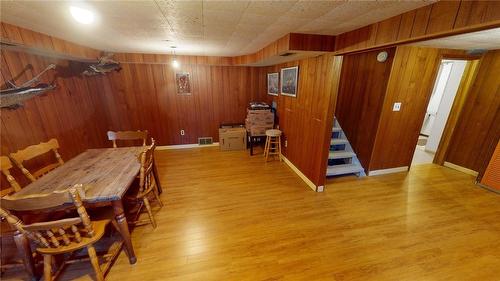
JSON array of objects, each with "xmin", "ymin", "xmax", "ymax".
[{"xmin": 2, "ymin": 148, "xmax": 499, "ymax": 281}]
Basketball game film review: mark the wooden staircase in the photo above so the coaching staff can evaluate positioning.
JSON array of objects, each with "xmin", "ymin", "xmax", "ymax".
[{"xmin": 326, "ymin": 117, "xmax": 365, "ymax": 177}]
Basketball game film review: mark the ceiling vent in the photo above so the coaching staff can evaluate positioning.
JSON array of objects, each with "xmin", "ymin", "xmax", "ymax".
[
  {"xmin": 279, "ymin": 52, "xmax": 296, "ymax": 57},
  {"xmin": 198, "ymin": 137, "xmax": 213, "ymax": 145}
]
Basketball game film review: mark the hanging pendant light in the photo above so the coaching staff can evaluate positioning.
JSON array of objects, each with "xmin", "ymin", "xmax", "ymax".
[{"xmin": 171, "ymin": 46, "xmax": 180, "ymax": 68}]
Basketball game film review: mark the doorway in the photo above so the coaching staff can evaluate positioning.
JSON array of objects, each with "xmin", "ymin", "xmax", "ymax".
[{"xmin": 412, "ymin": 59, "xmax": 468, "ymax": 166}]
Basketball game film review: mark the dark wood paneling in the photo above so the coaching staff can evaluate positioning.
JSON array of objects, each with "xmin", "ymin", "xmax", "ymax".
[
  {"xmin": 425, "ymin": 1, "xmax": 461, "ymax": 34},
  {"xmin": 375, "ymin": 16, "xmax": 402, "ymax": 45},
  {"xmin": 262, "ymin": 55, "xmax": 340, "ymax": 187},
  {"xmin": 335, "ymin": 0, "xmax": 500, "ymax": 54},
  {"xmin": 0, "ymin": 50, "xmax": 111, "ymax": 186},
  {"xmin": 102, "ymin": 63, "xmax": 264, "ymax": 145},
  {"xmin": 1, "ymin": 22, "xmax": 100, "ymax": 60},
  {"xmin": 410, "ymin": 5, "xmax": 433, "ymax": 37},
  {"xmin": 397, "ymin": 10, "xmax": 417, "ymax": 40},
  {"xmin": 288, "ymin": 33, "xmax": 336, "ymax": 52},
  {"xmin": 369, "ymin": 46, "xmax": 441, "ymax": 170},
  {"xmin": 335, "ymin": 48, "xmax": 395, "ymax": 171},
  {"xmin": 446, "ymin": 50, "xmax": 500, "ymax": 173}
]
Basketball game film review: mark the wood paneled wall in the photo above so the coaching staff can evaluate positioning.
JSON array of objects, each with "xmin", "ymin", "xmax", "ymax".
[
  {"xmin": 1, "ymin": 22, "xmax": 100, "ymax": 60},
  {"xmin": 369, "ymin": 46, "xmax": 441, "ymax": 170},
  {"xmin": 332, "ymin": 45, "xmax": 499, "ymax": 176},
  {"xmin": 0, "ymin": 50, "xmax": 112, "ymax": 185},
  {"xmin": 262, "ymin": 55, "xmax": 340, "ymax": 187},
  {"xmin": 102, "ymin": 63, "xmax": 264, "ymax": 145},
  {"xmin": 335, "ymin": 48, "xmax": 395, "ymax": 171},
  {"xmin": 335, "ymin": 1, "xmax": 500, "ymax": 54},
  {"xmin": 445, "ymin": 50, "xmax": 500, "ymax": 174}
]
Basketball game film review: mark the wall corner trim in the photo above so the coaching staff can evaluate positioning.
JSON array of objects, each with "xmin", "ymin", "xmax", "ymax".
[
  {"xmin": 281, "ymin": 155, "xmax": 320, "ymax": 192},
  {"xmin": 368, "ymin": 166, "xmax": 408, "ymax": 176}
]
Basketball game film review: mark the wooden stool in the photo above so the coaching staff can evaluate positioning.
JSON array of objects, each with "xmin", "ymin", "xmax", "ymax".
[{"xmin": 264, "ymin": 129, "xmax": 282, "ymax": 162}]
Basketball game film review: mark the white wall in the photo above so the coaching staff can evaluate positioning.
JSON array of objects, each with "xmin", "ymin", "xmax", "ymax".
[
  {"xmin": 421, "ymin": 62, "xmax": 453, "ymax": 136},
  {"xmin": 425, "ymin": 60, "xmax": 467, "ymax": 152}
]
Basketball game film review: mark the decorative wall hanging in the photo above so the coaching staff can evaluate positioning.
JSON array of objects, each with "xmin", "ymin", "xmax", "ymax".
[
  {"xmin": 82, "ymin": 53, "xmax": 121, "ymax": 76},
  {"xmin": 0, "ymin": 64, "xmax": 57, "ymax": 109},
  {"xmin": 280, "ymin": 66, "xmax": 298, "ymax": 97},
  {"xmin": 267, "ymin": 72, "xmax": 279, "ymax": 96},
  {"xmin": 175, "ymin": 72, "xmax": 191, "ymax": 95}
]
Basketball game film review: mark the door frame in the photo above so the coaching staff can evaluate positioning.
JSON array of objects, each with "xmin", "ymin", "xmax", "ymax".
[{"xmin": 433, "ymin": 54, "xmax": 483, "ymax": 165}]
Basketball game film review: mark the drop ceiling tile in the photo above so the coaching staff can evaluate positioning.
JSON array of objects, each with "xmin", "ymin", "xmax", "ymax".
[
  {"xmin": 0, "ymin": 0, "xmax": 436, "ymax": 55},
  {"xmin": 245, "ymin": 1, "xmax": 297, "ymax": 16}
]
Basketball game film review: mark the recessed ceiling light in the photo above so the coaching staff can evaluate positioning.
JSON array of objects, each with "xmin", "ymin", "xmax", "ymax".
[{"xmin": 70, "ymin": 6, "xmax": 94, "ymax": 24}]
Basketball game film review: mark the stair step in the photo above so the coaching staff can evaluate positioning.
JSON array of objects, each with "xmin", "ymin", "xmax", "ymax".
[
  {"xmin": 332, "ymin": 127, "xmax": 341, "ymax": 132},
  {"xmin": 326, "ymin": 164, "xmax": 364, "ymax": 176},
  {"xmin": 331, "ymin": 138, "xmax": 348, "ymax": 145},
  {"xmin": 329, "ymin": 151, "xmax": 356, "ymax": 159}
]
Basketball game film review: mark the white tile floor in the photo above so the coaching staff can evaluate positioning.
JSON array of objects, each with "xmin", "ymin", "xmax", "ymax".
[{"xmin": 412, "ymin": 145, "xmax": 435, "ymax": 165}]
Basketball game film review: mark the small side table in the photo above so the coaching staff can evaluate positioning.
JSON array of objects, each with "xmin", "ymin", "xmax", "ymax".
[{"xmin": 247, "ymin": 132, "xmax": 266, "ymax": 156}]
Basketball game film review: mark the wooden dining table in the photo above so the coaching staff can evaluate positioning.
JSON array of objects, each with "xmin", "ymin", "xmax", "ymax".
[{"xmin": 8, "ymin": 146, "xmax": 161, "ymax": 280}]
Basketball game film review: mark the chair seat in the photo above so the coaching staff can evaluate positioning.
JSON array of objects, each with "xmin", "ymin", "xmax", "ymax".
[
  {"xmin": 36, "ymin": 219, "xmax": 110, "ymax": 255},
  {"xmin": 265, "ymin": 129, "xmax": 282, "ymax": 137}
]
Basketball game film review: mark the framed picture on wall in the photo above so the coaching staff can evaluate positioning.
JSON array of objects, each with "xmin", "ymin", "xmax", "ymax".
[
  {"xmin": 280, "ymin": 66, "xmax": 298, "ymax": 97},
  {"xmin": 175, "ymin": 72, "xmax": 191, "ymax": 95},
  {"xmin": 267, "ymin": 72, "xmax": 279, "ymax": 96}
]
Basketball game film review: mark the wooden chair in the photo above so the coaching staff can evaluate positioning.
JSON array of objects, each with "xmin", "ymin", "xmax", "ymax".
[
  {"xmin": 0, "ymin": 185, "xmax": 112, "ymax": 281},
  {"xmin": 0, "ymin": 156, "xmax": 26, "ymax": 275},
  {"xmin": 127, "ymin": 139, "xmax": 163, "ymax": 229},
  {"xmin": 107, "ymin": 130, "xmax": 148, "ymax": 148},
  {"xmin": 9, "ymin": 139, "xmax": 64, "ymax": 183},
  {"xmin": 1, "ymin": 156, "xmax": 22, "ymax": 197}
]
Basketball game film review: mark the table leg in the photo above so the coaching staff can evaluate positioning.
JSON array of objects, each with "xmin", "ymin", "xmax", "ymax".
[
  {"xmin": 152, "ymin": 158, "xmax": 163, "ymax": 194},
  {"xmin": 13, "ymin": 231, "xmax": 38, "ymax": 281},
  {"xmin": 250, "ymin": 136, "xmax": 254, "ymax": 156},
  {"xmin": 112, "ymin": 200, "xmax": 137, "ymax": 264}
]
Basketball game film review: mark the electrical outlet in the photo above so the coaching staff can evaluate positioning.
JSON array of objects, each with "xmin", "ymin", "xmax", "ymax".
[
  {"xmin": 284, "ymin": 140, "xmax": 288, "ymax": 147},
  {"xmin": 180, "ymin": 129, "xmax": 185, "ymax": 136},
  {"xmin": 392, "ymin": 102, "xmax": 402, "ymax": 111}
]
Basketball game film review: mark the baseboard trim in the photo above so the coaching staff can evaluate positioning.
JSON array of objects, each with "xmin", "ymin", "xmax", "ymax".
[
  {"xmin": 157, "ymin": 142, "xmax": 220, "ymax": 150},
  {"xmin": 443, "ymin": 161, "xmax": 479, "ymax": 176},
  {"xmin": 281, "ymin": 155, "xmax": 321, "ymax": 192},
  {"xmin": 476, "ymin": 183, "xmax": 500, "ymax": 195},
  {"xmin": 368, "ymin": 166, "xmax": 408, "ymax": 176}
]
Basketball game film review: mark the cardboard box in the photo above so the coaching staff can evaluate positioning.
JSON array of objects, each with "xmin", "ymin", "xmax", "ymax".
[
  {"xmin": 219, "ymin": 127, "xmax": 247, "ymax": 151},
  {"xmin": 247, "ymin": 111, "xmax": 273, "ymax": 123},
  {"xmin": 250, "ymin": 125, "xmax": 273, "ymax": 136},
  {"xmin": 247, "ymin": 108, "xmax": 271, "ymax": 114}
]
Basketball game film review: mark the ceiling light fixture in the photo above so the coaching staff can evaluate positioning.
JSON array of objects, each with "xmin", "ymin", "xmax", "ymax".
[
  {"xmin": 70, "ymin": 6, "xmax": 94, "ymax": 24},
  {"xmin": 172, "ymin": 59, "xmax": 180, "ymax": 68},
  {"xmin": 171, "ymin": 46, "xmax": 180, "ymax": 68}
]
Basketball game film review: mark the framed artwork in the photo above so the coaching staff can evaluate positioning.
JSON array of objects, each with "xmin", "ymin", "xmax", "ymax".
[
  {"xmin": 267, "ymin": 72, "xmax": 279, "ymax": 96},
  {"xmin": 280, "ymin": 66, "xmax": 298, "ymax": 97},
  {"xmin": 175, "ymin": 72, "xmax": 191, "ymax": 95}
]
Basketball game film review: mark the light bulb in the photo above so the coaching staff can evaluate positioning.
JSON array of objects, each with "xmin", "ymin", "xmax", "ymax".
[
  {"xmin": 172, "ymin": 59, "xmax": 180, "ymax": 68},
  {"xmin": 70, "ymin": 6, "xmax": 94, "ymax": 24}
]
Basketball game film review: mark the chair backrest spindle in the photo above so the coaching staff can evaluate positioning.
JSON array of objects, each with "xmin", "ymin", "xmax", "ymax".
[
  {"xmin": 0, "ymin": 156, "xmax": 22, "ymax": 196},
  {"xmin": 9, "ymin": 139, "xmax": 64, "ymax": 182},
  {"xmin": 107, "ymin": 130, "xmax": 148, "ymax": 148},
  {"xmin": 0, "ymin": 184, "xmax": 94, "ymax": 250},
  {"xmin": 138, "ymin": 139, "xmax": 156, "ymax": 195}
]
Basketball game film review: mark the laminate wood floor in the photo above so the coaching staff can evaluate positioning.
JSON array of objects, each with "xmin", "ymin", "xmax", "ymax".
[{"xmin": 3, "ymin": 147, "xmax": 500, "ymax": 280}]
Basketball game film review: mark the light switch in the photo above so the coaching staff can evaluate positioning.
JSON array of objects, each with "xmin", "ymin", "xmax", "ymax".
[{"xmin": 393, "ymin": 102, "xmax": 402, "ymax": 111}]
